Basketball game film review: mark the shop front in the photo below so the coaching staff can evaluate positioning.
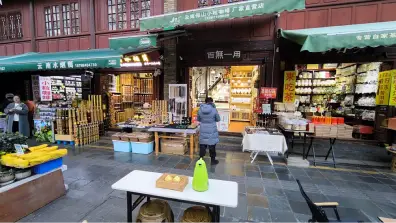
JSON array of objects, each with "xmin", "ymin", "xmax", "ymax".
[
  {"xmin": 278, "ymin": 21, "xmax": 396, "ymax": 144},
  {"xmin": 138, "ymin": 0, "xmax": 306, "ymax": 133}
]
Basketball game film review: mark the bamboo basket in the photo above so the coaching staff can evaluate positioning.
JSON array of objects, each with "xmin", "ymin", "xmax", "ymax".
[
  {"xmin": 181, "ymin": 206, "xmax": 212, "ymax": 222},
  {"xmin": 136, "ymin": 199, "xmax": 174, "ymax": 222}
]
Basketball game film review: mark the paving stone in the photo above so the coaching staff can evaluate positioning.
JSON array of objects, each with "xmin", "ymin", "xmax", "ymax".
[
  {"xmin": 246, "ymin": 182, "xmax": 265, "ymax": 195},
  {"xmin": 264, "ymin": 187, "xmax": 286, "ymax": 197},
  {"xmin": 247, "ymin": 206, "xmax": 271, "ymax": 222},
  {"xmin": 268, "ymin": 196, "xmax": 291, "ymax": 211},
  {"xmin": 261, "ymin": 172, "xmax": 278, "ymax": 180},
  {"xmin": 245, "ymin": 171, "xmax": 261, "ymax": 178},
  {"xmin": 270, "ymin": 210, "xmax": 297, "ymax": 222},
  {"xmin": 247, "ymin": 194, "xmax": 269, "ymax": 208}
]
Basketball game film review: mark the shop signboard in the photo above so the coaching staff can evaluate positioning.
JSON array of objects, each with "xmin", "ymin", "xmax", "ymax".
[
  {"xmin": 205, "ymin": 49, "xmax": 242, "ymax": 61},
  {"xmin": 109, "ymin": 34, "xmax": 157, "ymax": 50},
  {"xmin": 259, "ymin": 87, "xmax": 277, "ymax": 99},
  {"xmin": 139, "ymin": 0, "xmax": 305, "ymax": 31},
  {"xmin": 389, "ymin": 70, "xmax": 396, "ymax": 106},
  {"xmin": 376, "ymin": 71, "xmax": 392, "ymax": 105},
  {"xmin": 282, "ymin": 71, "xmax": 296, "ymax": 103},
  {"xmin": 39, "ymin": 76, "xmax": 52, "ymax": 101},
  {"xmin": 31, "ymin": 75, "xmax": 40, "ymax": 101}
]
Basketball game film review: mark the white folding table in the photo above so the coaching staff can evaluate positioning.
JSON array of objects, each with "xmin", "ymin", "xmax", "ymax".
[
  {"xmin": 111, "ymin": 170, "xmax": 238, "ymax": 222},
  {"xmin": 242, "ymin": 131, "xmax": 288, "ymax": 164}
]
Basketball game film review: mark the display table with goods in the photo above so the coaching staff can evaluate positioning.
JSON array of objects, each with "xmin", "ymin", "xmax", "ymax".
[
  {"xmin": 0, "ymin": 138, "xmax": 68, "ymax": 222},
  {"xmin": 276, "ymin": 111, "xmax": 312, "ymax": 159},
  {"xmin": 242, "ymin": 127, "xmax": 288, "ymax": 164},
  {"xmin": 148, "ymin": 124, "xmax": 199, "ymax": 159},
  {"xmin": 112, "ymin": 159, "xmax": 238, "ymax": 222},
  {"xmin": 34, "ymin": 95, "xmax": 104, "ymax": 146}
]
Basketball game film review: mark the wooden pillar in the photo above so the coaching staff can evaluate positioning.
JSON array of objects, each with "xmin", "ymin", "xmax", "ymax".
[
  {"xmin": 89, "ymin": 0, "xmax": 96, "ymax": 49},
  {"xmin": 29, "ymin": 0, "xmax": 36, "ymax": 52}
]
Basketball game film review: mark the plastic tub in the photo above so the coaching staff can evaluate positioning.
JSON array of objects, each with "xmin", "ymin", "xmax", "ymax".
[
  {"xmin": 113, "ymin": 140, "xmax": 132, "ymax": 152},
  {"xmin": 131, "ymin": 141, "xmax": 153, "ymax": 154},
  {"xmin": 33, "ymin": 158, "xmax": 63, "ymax": 174}
]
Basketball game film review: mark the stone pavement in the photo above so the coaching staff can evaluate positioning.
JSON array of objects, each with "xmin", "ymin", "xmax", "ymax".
[{"xmin": 17, "ymin": 142, "xmax": 396, "ymax": 223}]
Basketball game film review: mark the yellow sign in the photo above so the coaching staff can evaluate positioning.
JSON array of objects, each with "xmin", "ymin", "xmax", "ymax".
[
  {"xmin": 389, "ymin": 70, "xmax": 396, "ymax": 106},
  {"xmin": 376, "ymin": 71, "xmax": 392, "ymax": 105},
  {"xmin": 283, "ymin": 71, "xmax": 297, "ymax": 103}
]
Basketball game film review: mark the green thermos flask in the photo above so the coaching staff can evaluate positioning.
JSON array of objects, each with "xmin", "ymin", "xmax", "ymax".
[{"xmin": 192, "ymin": 158, "xmax": 209, "ymax": 192}]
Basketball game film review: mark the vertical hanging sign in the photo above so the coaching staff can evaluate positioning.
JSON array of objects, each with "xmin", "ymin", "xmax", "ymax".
[
  {"xmin": 31, "ymin": 75, "xmax": 40, "ymax": 101},
  {"xmin": 283, "ymin": 71, "xmax": 297, "ymax": 103},
  {"xmin": 376, "ymin": 71, "xmax": 392, "ymax": 105},
  {"xmin": 389, "ymin": 70, "xmax": 396, "ymax": 106},
  {"xmin": 39, "ymin": 76, "xmax": 52, "ymax": 101}
]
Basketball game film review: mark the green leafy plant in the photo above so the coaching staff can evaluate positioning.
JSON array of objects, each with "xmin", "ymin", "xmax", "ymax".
[
  {"xmin": 34, "ymin": 125, "xmax": 54, "ymax": 143},
  {"xmin": 0, "ymin": 133, "xmax": 28, "ymax": 154}
]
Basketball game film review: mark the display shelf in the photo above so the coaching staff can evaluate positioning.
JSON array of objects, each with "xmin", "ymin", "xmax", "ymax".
[
  {"xmin": 230, "ymin": 102, "xmax": 251, "ymax": 105},
  {"xmin": 135, "ymin": 93, "xmax": 153, "ymax": 95},
  {"xmin": 231, "ymin": 94, "xmax": 252, "ymax": 97},
  {"xmin": 231, "ymin": 86, "xmax": 251, "ymax": 88},
  {"xmin": 230, "ymin": 118, "xmax": 250, "ymax": 122},
  {"xmin": 297, "ymin": 77, "xmax": 336, "ymax": 80}
]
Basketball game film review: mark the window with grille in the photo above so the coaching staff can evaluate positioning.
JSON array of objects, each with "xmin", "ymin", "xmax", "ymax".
[
  {"xmin": 44, "ymin": 5, "xmax": 61, "ymax": 37},
  {"xmin": 62, "ymin": 3, "xmax": 80, "ymax": 35},
  {"xmin": 130, "ymin": 0, "xmax": 139, "ymax": 29},
  {"xmin": 141, "ymin": 0, "xmax": 150, "ymax": 18},
  {"xmin": 228, "ymin": 0, "xmax": 246, "ymax": 2},
  {"xmin": 212, "ymin": 0, "xmax": 221, "ymax": 5},
  {"xmin": 45, "ymin": 3, "xmax": 79, "ymax": 37},
  {"xmin": 198, "ymin": 0, "xmax": 208, "ymax": 7},
  {"xmin": 0, "ymin": 12, "xmax": 23, "ymax": 41},
  {"xmin": 108, "ymin": 0, "xmax": 152, "ymax": 30}
]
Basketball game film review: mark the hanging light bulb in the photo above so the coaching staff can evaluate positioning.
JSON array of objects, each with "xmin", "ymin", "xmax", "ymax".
[
  {"xmin": 141, "ymin": 54, "xmax": 149, "ymax": 62},
  {"xmin": 132, "ymin": 56, "xmax": 140, "ymax": 62}
]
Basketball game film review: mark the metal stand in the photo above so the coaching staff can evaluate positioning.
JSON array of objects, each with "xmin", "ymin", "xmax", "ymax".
[
  {"xmin": 305, "ymin": 137, "xmax": 337, "ymax": 168},
  {"xmin": 249, "ymin": 151, "xmax": 273, "ymax": 165}
]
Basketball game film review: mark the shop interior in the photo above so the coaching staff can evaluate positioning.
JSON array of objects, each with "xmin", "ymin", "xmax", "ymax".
[
  {"xmin": 190, "ymin": 66, "xmax": 259, "ymax": 133},
  {"xmin": 106, "ymin": 72, "xmax": 155, "ymax": 128},
  {"xmin": 292, "ymin": 62, "xmax": 393, "ymax": 141}
]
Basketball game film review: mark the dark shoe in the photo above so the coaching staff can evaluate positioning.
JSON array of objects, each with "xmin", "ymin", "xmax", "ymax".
[{"xmin": 211, "ymin": 159, "xmax": 219, "ymax": 165}]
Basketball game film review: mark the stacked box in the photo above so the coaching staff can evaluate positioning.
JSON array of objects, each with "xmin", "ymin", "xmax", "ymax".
[
  {"xmin": 337, "ymin": 124, "xmax": 353, "ymax": 139},
  {"xmin": 315, "ymin": 124, "xmax": 330, "ymax": 137},
  {"xmin": 161, "ymin": 139, "xmax": 188, "ymax": 155},
  {"xmin": 127, "ymin": 132, "xmax": 154, "ymax": 143},
  {"xmin": 329, "ymin": 125, "xmax": 338, "ymax": 138}
]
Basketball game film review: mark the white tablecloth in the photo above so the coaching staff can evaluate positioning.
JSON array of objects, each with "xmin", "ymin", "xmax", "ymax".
[{"xmin": 242, "ymin": 133, "xmax": 288, "ymax": 154}]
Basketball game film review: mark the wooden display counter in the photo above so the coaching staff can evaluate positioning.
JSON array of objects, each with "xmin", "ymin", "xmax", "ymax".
[{"xmin": 0, "ymin": 167, "xmax": 66, "ymax": 222}]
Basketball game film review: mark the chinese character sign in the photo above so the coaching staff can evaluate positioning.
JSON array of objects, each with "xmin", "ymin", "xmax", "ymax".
[
  {"xmin": 376, "ymin": 71, "xmax": 391, "ymax": 105},
  {"xmin": 389, "ymin": 70, "xmax": 396, "ymax": 106},
  {"xmin": 259, "ymin": 87, "xmax": 277, "ymax": 99},
  {"xmin": 39, "ymin": 76, "xmax": 53, "ymax": 101},
  {"xmin": 283, "ymin": 71, "xmax": 296, "ymax": 103},
  {"xmin": 206, "ymin": 49, "xmax": 242, "ymax": 61},
  {"xmin": 31, "ymin": 75, "xmax": 41, "ymax": 101}
]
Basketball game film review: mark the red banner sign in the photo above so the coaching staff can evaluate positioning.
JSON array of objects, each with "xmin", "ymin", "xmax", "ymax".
[{"xmin": 260, "ymin": 87, "xmax": 277, "ymax": 99}]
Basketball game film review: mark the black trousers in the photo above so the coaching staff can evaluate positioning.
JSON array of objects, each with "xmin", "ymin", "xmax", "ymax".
[
  {"xmin": 12, "ymin": 121, "xmax": 19, "ymax": 133},
  {"xmin": 200, "ymin": 144, "xmax": 216, "ymax": 160}
]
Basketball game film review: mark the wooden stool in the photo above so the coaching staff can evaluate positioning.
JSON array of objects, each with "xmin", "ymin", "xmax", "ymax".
[
  {"xmin": 136, "ymin": 199, "xmax": 174, "ymax": 222},
  {"xmin": 181, "ymin": 206, "xmax": 212, "ymax": 222}
]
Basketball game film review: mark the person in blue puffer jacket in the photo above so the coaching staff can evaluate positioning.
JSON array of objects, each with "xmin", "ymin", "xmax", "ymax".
[{"xmin": 198, "ymin": 97, "xmax": 220, "ymax": 165}]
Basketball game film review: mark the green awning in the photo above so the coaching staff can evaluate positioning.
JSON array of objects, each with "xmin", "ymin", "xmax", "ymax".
[
  {"xmin": 0, "ymin": 49, "xmax": 130, "ymax": 73},
  {"xmin": 281, "ymin": 21, "xmax": 396, "ymax": 52},
  {"xmin": 109, "ymin": 34, "xmax": 157, "ymax": 50},
  {"xmin": 139, "ymin": 0, "xmax": 305, "ymax": 31}
]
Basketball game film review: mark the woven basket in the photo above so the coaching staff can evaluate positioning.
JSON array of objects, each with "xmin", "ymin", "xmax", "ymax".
[
  {"xmin": 181, "ymin": 206, "xmax": 212, "ymax": 222},
  {"xmin": 136, "ymin": 199, "xmax": 174, "ymax": 222},
  {"xmin": 391, "ymin": 155, "xmax": 396, "ymax": 172}
]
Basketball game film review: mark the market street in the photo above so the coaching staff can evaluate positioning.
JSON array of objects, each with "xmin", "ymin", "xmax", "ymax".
[{"xmin": 18, "ymin": 138, "xmax": 396, "ymax": 222}]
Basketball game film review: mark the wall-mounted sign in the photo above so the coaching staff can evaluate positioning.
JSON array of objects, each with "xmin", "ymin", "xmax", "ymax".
[
  {"xmin": 121, "ymin": 61, "xmax": 161, "ymax": 67},
  {"xmin": 39, "ymin": 76, "xmax": 52, "ymax": 101},
  {"xmin": 389, "ymin": 70, "xmax": 396, "ymax": 106},
  {"xmin": 259, "ymin": 87, "xmax": 277, "ymax": 99},
  {"xmin": 32, "ymin": 75, "xmax": 40, "ymax": 101},
  {"xmin": 205, "ymin": 49, "xmax": 242, "ymax": 61},
  {"xmin": 376, "ymin": 71, "xmax": 392, "ymax": 105},
  {"xmin": 283, "ymin": 71, "xmax": 296, "ymax": 103}
]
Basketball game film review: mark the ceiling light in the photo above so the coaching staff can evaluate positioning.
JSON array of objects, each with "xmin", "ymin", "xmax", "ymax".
[
  {"xmin": 132, "ymin": 56, "xmax": 140, "ymax": 62},
  {"xmin": 124, "ymin": 57, "xmax": 131, "ymax": 62},
  {"xmin": 141, "ymin": 54, "xmax": 149, "ymax": 62}
]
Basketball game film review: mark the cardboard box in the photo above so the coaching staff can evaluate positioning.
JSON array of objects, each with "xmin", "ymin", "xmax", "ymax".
[
  {"xmin": 388, "ymin": 118, "xmax": 396, "ymax": 130},
  {"xmin": 161, "ymin": 139, "xmax": 187, "ymax": 155},
  {"xmin": 111, "ymin": 133, "xmax": 122, "ymax": 141}
]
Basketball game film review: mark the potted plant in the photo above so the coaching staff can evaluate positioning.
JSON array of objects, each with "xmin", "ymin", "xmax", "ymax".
[
  {"xmin": 0, "ymin": 133, "xmax": 28, "ymax": 185},
  {"xmin": 0, "ymin": 165, "xmax": 15, "ymax": 186}
]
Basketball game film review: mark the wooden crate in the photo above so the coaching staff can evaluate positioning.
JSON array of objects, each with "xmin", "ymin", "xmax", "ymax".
[
  {"xmin": 156, "ymin": 173, "xmax": 188, "ymax": 192},
  {"xmin": 54, "ymin": 134, "xmax": 73, "ymax": 141}
]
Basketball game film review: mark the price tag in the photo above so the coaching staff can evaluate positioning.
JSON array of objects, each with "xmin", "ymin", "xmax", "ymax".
[
  {"xmin": 262, "ymin": 104, "xmax": 271, "ymax": 114},
  {"xmin": 14, "ymin": 144, "xmax": 24, "ymax": 155}
]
